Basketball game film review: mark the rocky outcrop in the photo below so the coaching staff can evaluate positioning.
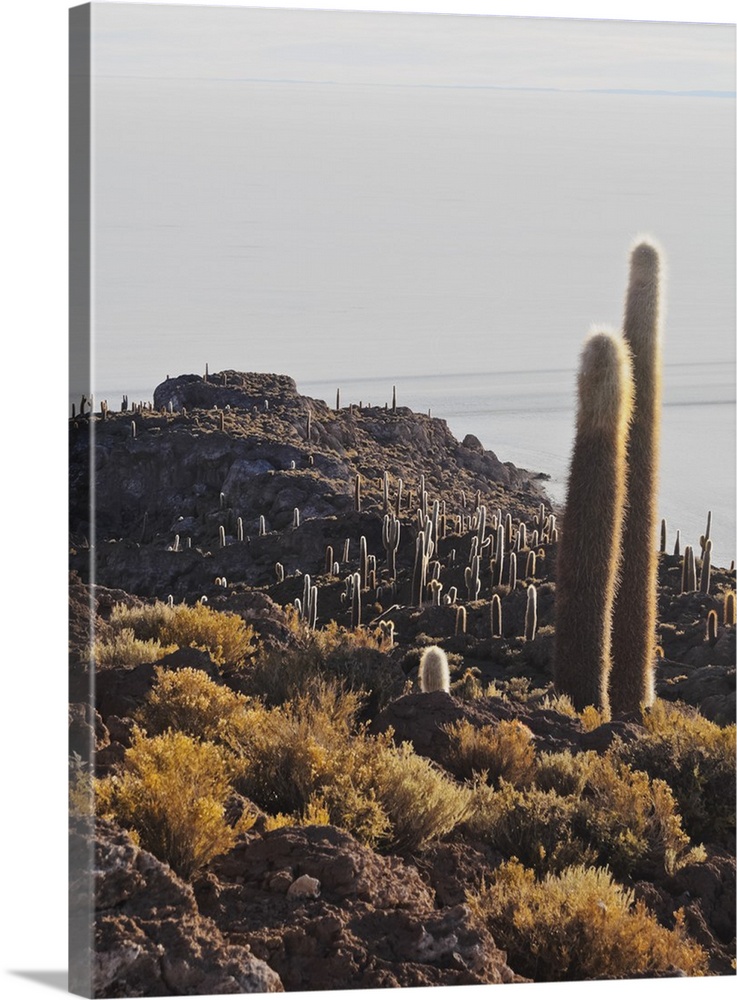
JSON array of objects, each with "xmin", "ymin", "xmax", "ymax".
[
  {"xmin": 70, "ymin": 371, "xmax": 545, "ymax": 599},
  {"xmin": 634, "ymin": 847, "xmax": 736, "ymax": 975},
  {"xmin": 195, "ymin": 824, "xmax": 523, "ymax": 990},
  {"xmin": 70, "ymin": 818, "xmax": 283, "ymax": 997}
]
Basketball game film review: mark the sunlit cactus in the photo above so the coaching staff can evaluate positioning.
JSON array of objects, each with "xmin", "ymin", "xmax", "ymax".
[
  {"xmin": 610, "ymin": 238, "xmax": 664, "ymax": 715},
  {"xmin": 554, "ymin": 330, "xmax": 634, "ymax": 716}
]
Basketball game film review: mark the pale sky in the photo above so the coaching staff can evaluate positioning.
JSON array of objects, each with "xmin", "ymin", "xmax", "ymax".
[{"xmin": 90, "ymin": 2, "xmax": 735, "ymax": 94}]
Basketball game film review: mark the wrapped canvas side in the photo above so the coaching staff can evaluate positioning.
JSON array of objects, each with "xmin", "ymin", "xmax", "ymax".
[{"xmin": 69, "ymin": 5, "xmax": 94, "ymax": 997}]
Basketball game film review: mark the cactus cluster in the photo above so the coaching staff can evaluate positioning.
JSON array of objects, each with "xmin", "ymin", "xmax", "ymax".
[{"xmin": 554, "ymin": 239, "xmax": 665, "ymax": 717}]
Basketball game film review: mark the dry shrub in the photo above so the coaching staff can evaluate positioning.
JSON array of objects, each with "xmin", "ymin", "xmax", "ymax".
[
  {"xmin": 246, "ymin": 619, "xmax": 401, "ymax": 708},
  {"xmin": 105, "ymin": 600, "xmax": 257, "ymax": 670},
  {"xmin": 109, "ymin": 601, "xmax": 175, "ymax": 640},
  {"xmin": 467, "ymin": 752, "xmax": 691, "ymax": 880},
  {"xmin": 469, "ymin": 859, "xmax": 707, "ymax": 981},
  {"xmin": 578, "ymin": 755, "xmax": 691, "ymax": 879},
  {"xmin": 466, "ymin": 780, "xmax": 594, "ymax": 875},
  {"xmin": 136, "ymin": 667, "xmax": 254, "ymax": 742},
  {"xmin": 444, "ymin": 719, "xmax": 537, "ymax": 787},
  {"xmin": 229, "ymin": 680, "xmax": 468, "ymax": 852},
  {"xmin": 613, "ymin": 700, "xmax": 736, "ymax": 847},
  {"xmin": 159, "ymin": 604, "xmax": 257, "ymax": 669},
  {"xmin": 95, "ymin": 727, "xmax": 253, "ymax": 879},
  {"xmin": 535, "ymin": 749, "xmax": 593, "ymax": 797},
  {"xmin": 91, "ymin": 628, "xmax": 173, "ymax": 669},
  {"xmin": 369, "ymin": 743, "xmax": 472, "ymax": 853}
]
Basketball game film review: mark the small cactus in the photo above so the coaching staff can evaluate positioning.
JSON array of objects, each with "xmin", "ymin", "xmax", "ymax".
[
  {"xmin": 351, "ymin": 571, "xmax": 362, "ymax": 628},
  {"xmin": 706, "ymin": 609, "xmax": 718, "ymax": 647},
  {"xmin": 699, "ymin": 539, "xmax": 712, "ymax": 594},
  {"xmin": 293, "ymin": 507, "xmax": 300, "ymax": 529},
  {"xmin": 455, "ymin": 605, "xmax": 467, "ymax": 635},
  {"xmin": 219, "ymin": 525, "xmax": 226, "ymax": 548},
  {"xmin": 259, "ymin": 515, "xmax": 266, "ymax": 536},
  {"xmin": 275, "ymin": 562, "xmax": 285, "ymax": 583},
  {"xmin": 418, "ymin": 645, "xmax": 450, "ymax": 693},
  {"xmin": 525, "ymin": 585, "xmax": 538, "ymax": 642},
  {"xmin": 724, "ymin": 591, "xmax": 736, "ymax": 626},
  {"xmin": 490, "ymin": 593, "xmax": 502, "ymax": 638},
  {"xmin": 354, "ymin": 474, "xmax": 361, "ymax": 512},
  {"xmin": 681, "ymin": 545, "xmax": 696, "ymax": 594}
]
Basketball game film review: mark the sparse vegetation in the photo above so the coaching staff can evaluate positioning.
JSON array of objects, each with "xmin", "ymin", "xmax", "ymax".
[
  {"xmin": 95, "ymin": 727, "xmax": 255, "ymax": 879},
  {"xmin": 469, "ymin": 859, "xmax": 707, "ymax": 980}
]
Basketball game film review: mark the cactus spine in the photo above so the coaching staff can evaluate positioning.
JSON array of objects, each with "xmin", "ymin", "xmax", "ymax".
[
  {"xmin": 553, "ymin": 330, "xmax": 634, "ymax": 716},
  {"xmin": 609, "ymin": 239, "xmax": 663, "ymax": 715}
]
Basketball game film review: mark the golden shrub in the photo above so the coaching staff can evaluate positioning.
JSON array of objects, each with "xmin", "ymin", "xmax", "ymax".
[
  {"xmin": 368, "ymin": 742, "xmax": 472, "ymax": 853},
  {"xmin": 469, "ymin": 859, "xmax": 707, "ymax": 981},
  {"xmin": 228, "ymin": 680, "xmax": 467, "ymax": 852},
  {"xmin": 614, "ymin": 700, "xmax": 736, "ymax": 847},
  {"xmin": 465, "ymin": 780, "xmax": 594, "ymax": 875},
  {"xmin": 247, "ymin": 620, "xmax": 398, "ymax": 708},
  {"xmin": 444, "ymin": 719, "xmax": 537, "ymax": 787},
  {"xmin": 136, "ymin": 666, "xmax": 254, "ymax": 742},
  {"xmin": 109, "ymin": 601, "xmax": 175, "ymax": 640},
  {"xmin": 95, "ymin": 727, "xmax": 253, "ymax": 879},
  {"xmin": 578, "ymin": 755, "xmax": 691, "ymax": 878},
  {"xmin": 158, "ymin": 604, "xmax": 257, "ymax": 668},
  {"xmin": 535, "ymin": 749, "xmax": 594, "ymax": 797},
  {"xmin": 91, "ymin": 628, "xmax": 173, "ymax": 669}
]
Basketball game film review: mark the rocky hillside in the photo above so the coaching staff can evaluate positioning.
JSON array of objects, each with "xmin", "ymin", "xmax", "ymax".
[
  {"xmin": 69, "ymin": 369, "xmax": 736, "ymax": 995},
  {"xmin": 69, "ymin": 370, "xmax": 546, "ymax": 599}
]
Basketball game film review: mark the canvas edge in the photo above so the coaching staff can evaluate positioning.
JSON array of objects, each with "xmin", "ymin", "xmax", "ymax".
[{"xmin": 69, "ymin": 4, "xmax": 94, "ymax": 997}]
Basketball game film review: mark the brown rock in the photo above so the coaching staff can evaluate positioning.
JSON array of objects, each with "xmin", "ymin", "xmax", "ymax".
[
  {"xmin": 197, "ymin": 824, "xmax": 523, "ymax": 990},
  {"xmin": 70, "ymin": 818, "xmax": 282, "ymax": 996}
]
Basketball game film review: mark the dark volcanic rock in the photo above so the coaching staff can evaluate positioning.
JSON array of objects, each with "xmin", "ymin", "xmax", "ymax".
[
  {"xmin": 370, "ymin": 691, "xmax": 586, "ymax": 772},
  {"xmin": 70, "ymin": 817, "xmax": 282, "ymax": 997},
  {"xmin": 657, "ymin": 663, "xmax": 736, "ymax": 725},
  {"xmin": 196, "ymin": 824, "xmax": 523, "ymax": 990},
  {"xmin": 634, "ymin": 848, "xmax": 736, "ymax": 975},
  {"xmin": 70, "ymin": 370, "xmax": 545, "ymax": 599}
]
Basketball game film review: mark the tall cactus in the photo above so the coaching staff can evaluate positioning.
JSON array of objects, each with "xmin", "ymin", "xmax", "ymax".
[
  {"xmin": 553, "ymin": 330, "xmax": 634, "ymax": 715},
  {"xmin": 382, "ymin": 513, "xmax": 401, "ymax": 581},
  {"xmin": 609, "ymin": 239, "xmax": 663, "ymax": 715}
]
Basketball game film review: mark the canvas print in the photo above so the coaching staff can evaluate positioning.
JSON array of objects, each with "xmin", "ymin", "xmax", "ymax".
[{"xmin": 69, "ymin": 3, "xmax": 736, "ymax": 996}]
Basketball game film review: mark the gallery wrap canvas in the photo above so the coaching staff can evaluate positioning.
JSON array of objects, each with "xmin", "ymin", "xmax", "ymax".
[{"xmin": 69, "ymin": 2, "xmax": 736, "ymax": 996}]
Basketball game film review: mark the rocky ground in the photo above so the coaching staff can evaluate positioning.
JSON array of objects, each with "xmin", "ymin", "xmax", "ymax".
[{"xmin": 69, "ymin": 371, "xmax": 736, "ymax": 994}]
